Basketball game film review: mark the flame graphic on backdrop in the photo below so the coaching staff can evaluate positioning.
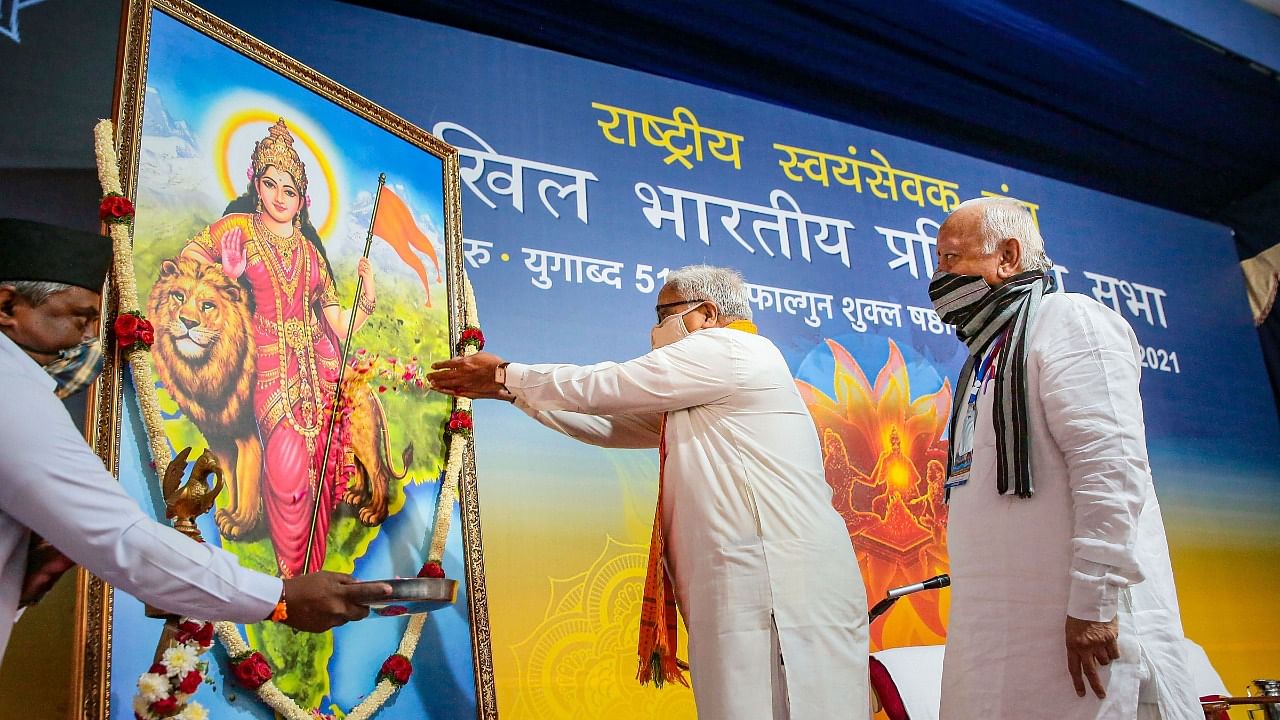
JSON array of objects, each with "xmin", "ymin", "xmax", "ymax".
[{"xmin": 797, "ymin": 339, "xmax": 953, "ymax": 650}]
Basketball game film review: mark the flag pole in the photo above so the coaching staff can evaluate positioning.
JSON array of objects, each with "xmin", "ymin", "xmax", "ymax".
[{"xmin": 303, "ymin": 172, "xmax": 385, "ymax": 574}]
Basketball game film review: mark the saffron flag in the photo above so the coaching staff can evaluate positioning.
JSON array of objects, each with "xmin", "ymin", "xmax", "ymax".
[{"xmin": 371, "ymin": 185, "xmax": 442, "ymax": 307}]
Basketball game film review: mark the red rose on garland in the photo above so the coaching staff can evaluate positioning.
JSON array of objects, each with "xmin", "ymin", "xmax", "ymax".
[
  {"xmin": 99, "ymin": 193, "xmax": 135, "ymax": 225},
  {"xmin": 447, "ymin": 409, "xmax": 473, "ymax": 436},
  {"xmin": 177, "ymin": 669, "xmax": 203, "ymax": 694},
  {"xmin": 231, "ymin": 651, "xmax": 273, "ymax": 690},
  {"xmin": 378, "ymin": 654, "xmax": 413, "ymax": 686},
  {"xmin": 114, "ymin": 311, "xmax": 154, "ymax": 352},
  {"xmin": 195, "ymin": 622, "xmax": 214, "ymax": 647},
  {"xmin": 149, "ymin": 696, "xmax": 178, "ymax": 715},
  {"xmin": 457, "ymin": 326, "xmax": 485, "ymax": 353},
  {"xmin": 173, "ymin": 620, "xmax": 200, "ymax": 644},
  {"xmin": 417, "ymin": 561, "xmax": 446, "ymax": 578},
  {"xmin": 116, "ymin": 312, "xmax": 138, "ymax": 337},
  {"xmin": 173, "ymin": 619, "xmax": 214, "ymax": 648}
]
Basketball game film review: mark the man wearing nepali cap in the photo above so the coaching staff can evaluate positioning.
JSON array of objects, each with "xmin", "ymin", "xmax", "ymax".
[{"xmin": 0, "ymin": 218, "xmax": 391, "ymax": 666}]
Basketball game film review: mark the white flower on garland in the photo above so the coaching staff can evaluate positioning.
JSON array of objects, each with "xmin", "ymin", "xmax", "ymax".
[
  {"xmin": 161, "ymin": 644, "xmax": 201, "ymax": 676},
  {"xmin": 136, "ymin": 672, "xmax": 170, "ymax": 702},
  {"xmin": 174, "ymin": 702, "xmax": 209, "ymax": 720},
  {"xmin": 132, "ymin": 694, "xmax": 153, "ymax": 718}
]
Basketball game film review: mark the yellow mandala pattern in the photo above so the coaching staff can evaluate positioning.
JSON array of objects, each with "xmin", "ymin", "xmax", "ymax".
[{"xmin": 510, "ymin": 536, "xmax": 697, "ymax": 719}]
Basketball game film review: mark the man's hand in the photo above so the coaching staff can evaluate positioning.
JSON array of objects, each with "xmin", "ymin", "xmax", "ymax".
[
  {"xmin": 279, "ymin": 572, "xmax": 392, "ymax": 633},
  {"xmin": 428, "ymin": 351, "xmax": 508, "ymax": 399},
  {"xmin": 19, "ymin": 535, "xmax": 76, "ymax": 608},
  {"xmin": 1065, "ymin": 615, "xmax": 1120, "ymax": 699}
]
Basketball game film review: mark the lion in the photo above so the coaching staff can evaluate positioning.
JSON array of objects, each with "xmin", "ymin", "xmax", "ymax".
[
  {"xmin": 340, "ymin": 385, "xmax": 414, "ymax": 527},
  {"xmin": 148, "ymin": 256, "xmax": 411, "ymax": 540},
  {"xmin": 149, "ymin": 257, "xmax": 261, "ymax": 539}
]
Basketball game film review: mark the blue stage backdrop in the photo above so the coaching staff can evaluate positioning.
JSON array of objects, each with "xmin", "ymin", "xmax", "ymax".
[{"xmin": 106, "ymin": 1, "xmax": 1280, "ymax": 716}]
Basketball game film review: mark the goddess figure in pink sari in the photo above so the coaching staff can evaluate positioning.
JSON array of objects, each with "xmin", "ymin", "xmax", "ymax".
[{"xmin": 181, "ymin": 119, "xmax": 376, "ymax": 576}]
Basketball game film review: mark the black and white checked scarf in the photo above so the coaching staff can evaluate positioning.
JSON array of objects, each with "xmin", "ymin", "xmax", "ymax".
[{"xmin": 929, "ymin": 270, "xmax": 1057, "ymax": 498}]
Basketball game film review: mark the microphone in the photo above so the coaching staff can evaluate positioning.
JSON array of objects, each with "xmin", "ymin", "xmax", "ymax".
[
  {"xmin": 869, "ymin": 574, "xmax": 950, "ymax": 623},
  {"xmin": 885, "ymin": 574, "xmax": 950, "ymax": 600}
]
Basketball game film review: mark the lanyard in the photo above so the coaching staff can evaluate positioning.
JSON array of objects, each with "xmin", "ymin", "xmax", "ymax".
[
  {"xmin": 948, "ymin": 326, "xmax": 1013, "ymax": 494},
  {"xmin": 974, "ymin": 326, "xmax": 1011, "ymax": 389}
]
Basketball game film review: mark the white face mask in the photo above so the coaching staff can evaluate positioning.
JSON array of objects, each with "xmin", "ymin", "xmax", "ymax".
[{"xmin": 650, "ymin": 304, "xmax": 704, "ymax": 350}]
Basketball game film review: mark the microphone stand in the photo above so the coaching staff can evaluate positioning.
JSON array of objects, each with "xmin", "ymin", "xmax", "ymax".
[{"xmin": 869, "ymin": 574, "xmax": 951, "ymax": 623}]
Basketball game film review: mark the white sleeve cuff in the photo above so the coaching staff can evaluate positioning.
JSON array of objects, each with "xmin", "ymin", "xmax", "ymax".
[
  {"xmin": 223, "ymin": 552, "xmax": 284, "ymax": 622},
  {"xmin": 1067, "ymin": 559, "xmax": 1119, "ymax": 621},
  {"xmin": 504, "ymin": 362, "xmax": 531, "ymax": 391},
  {"xmin": 512, "ymin": 395, "xmax": 539, "ymax": 419}
]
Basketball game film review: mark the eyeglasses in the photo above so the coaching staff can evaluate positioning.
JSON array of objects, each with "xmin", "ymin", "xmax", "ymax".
[{"xmin": 654, "ymin": 298, "xmax": 708, "ymax": 324}]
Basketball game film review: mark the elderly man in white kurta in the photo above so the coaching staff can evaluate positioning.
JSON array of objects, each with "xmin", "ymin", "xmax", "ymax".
[
  {"xmin": 429, "ymin": 265, "xmax": 867, "ymax": 720},
  {"xmin": 928, "ymin": 198, "xmax": 1201, "ymax": 719}
]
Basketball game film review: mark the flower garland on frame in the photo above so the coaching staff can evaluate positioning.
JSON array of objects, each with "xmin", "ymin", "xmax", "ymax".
[
  {"xmin": 132, "ymin": 619, "xmax": 216, "ymax": 720},
  {"xmin": 94, "ymin": 121, "xmax": 170, "ymax": 471},
  {"xmin": 95, "ymin": 120, "xmax": 479, "ymax": 719}
]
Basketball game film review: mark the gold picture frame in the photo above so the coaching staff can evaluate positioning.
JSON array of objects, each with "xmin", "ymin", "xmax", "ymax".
[{"xmin": 74, "ymin": 1, "xmax": 495, "ymax": 717}]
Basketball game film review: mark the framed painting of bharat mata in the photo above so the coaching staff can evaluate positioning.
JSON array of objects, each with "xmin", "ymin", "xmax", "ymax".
[{"xmin": 76, "ymin": 1, "xmax": 494, "ymax": 718}]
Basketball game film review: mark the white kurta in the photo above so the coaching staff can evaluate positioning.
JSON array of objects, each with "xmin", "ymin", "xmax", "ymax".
[
  {"xmin": 940, "ymin": 293, "xmax": 1201, "ymax": 720},
  {"xmin": 507, "ymin": 327, "xmax": 869, "ymax": 719},
  {"xmin": 0, "ymin": 332, "xmax": 280, "ymax": 665}
]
